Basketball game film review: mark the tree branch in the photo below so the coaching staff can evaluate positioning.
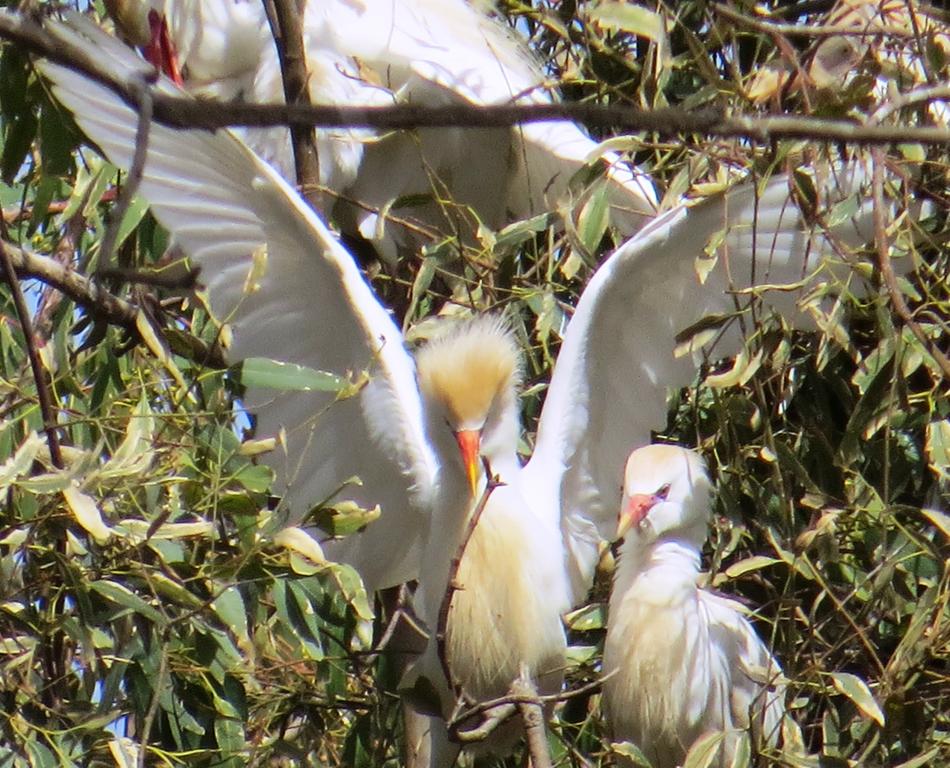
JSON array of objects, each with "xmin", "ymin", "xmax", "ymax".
[
  {"xmin": 262, "ymin": 0, "xmax": 321, "ymax": 209},
  {"xmin": 5, "ymin": 11, "xmax": 949, "ymax": 146},
  {"xmin": 0, "ymin": 241, "xmax": 63, "ymax": 469},
  {"xmin": 4, "ymin": 241, "xmax": 228, "ymax": 369},
  {"xmin": 512, "ymin": 676, "xmax": 552, "ymax": 768},
  {"xmin": 713, "ymin": 3, "xmax": 918, "ymax": 39}
]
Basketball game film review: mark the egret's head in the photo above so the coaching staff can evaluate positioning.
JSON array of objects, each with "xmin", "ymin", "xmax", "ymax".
[
  {"xmin": 615, "ymin": 445, "xmax": 712, "ymax": 548},
  {"xmin": 416, "ymin": 315, "xmax": 521, "ymax": 496}
]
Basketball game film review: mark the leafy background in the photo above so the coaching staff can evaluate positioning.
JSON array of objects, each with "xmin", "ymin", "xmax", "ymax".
[{"xmin": 0, "ymin": 0, "xmax": 947, "ymax": 766}]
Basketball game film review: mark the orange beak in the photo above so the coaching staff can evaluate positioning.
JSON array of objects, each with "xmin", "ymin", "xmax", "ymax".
[
  {"xmin": 454, "ymin": 429, "xmax": 481, "ymax": 497},
  {"xmin": 616, "ymin": 493, "xmax": 658, "ymax": 540}
]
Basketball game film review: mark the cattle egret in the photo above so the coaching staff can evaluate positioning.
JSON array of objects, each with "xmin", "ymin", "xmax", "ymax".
[
  {"xmin": 604, "ymin": 445, "xmax": 788, "ymax": 768},
  {"xmin": 36, "ymin": 10, "xmax": 891, "ymax": 763},
  {"xmin": 102, "ymin": 0, "xmax": 658, "ymax": 260}
]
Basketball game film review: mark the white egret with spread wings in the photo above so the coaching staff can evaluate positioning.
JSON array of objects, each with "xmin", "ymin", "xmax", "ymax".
[{"xmin": 35, "ymin": 10, "xmax": 885, "ymax": 764}]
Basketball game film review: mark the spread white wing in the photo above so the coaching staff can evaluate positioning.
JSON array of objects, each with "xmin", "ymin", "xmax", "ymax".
[
  {"xmin": 307, "ymin": 0, "xmax": 658, "ymax": 238},
  {"xmin": 38, "ymin": 13, "xmax": 437, "ymax": 591},
  {"xmin": 526, "ymin": 167, "xmax": 880, "ymax": 601}
]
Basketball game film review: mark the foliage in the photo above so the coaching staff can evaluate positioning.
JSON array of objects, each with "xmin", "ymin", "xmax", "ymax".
[{"xmin": 0, "ymin": 0, "xmax": 947, "ymax": 766}]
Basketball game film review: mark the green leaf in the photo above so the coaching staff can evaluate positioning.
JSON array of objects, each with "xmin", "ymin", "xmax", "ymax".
[
  {"xmin": 830, "ymin": 672, "xmax": 885, "ymax": 726},
  {"xmin": 0, "ymin": 432, "xmax": 44, "ymax": 491},
  {"xmin": 564, "ymin": 603, "xmax": 606, "ymax": 631},
  {"xmin": 100, "ymin": 395, "xmax": 154, "ymax": 478},
  {"xmin": 237, "ymin": 358, "xmax": 348, "ymax": 392},
  {"xmin": 1, "ymin": 110, "xmax": 37, "ymax": 183},
  {"xmin": 588, "ymin": 3, "xmax": 667, "ymax": 44},
  {"xmin": 310, "ymin": 500, "xmax": 381, "ymax": 536},
  {"xmin": 682, "ymin": 730, "xmax": 724, "ymax": 768},
  {"xmin": 113, "ymin": 195, "xmax": 151, "ymax": 251},
  {"xmin": 723, "ymin": 555, "xmax": 781, "ymax": 580},
  {"xmin": 63, "ymin": 485, "xmax": 113, "ymax": 544},
  {"xmin": 90, "ymin": 580, "xmax": 165, "ymax": 624},
  {"xmin": 925, "ymin": 419, "xmax": 949, "ymax": 481},
  {"xmin": 577, "ymin": 180, "xmax": 610, "ymax": 255},
  {"xmin": 24, "ymin": 741, "xmax": 57, "ymax": 768},
  {"xmin": 894, "ymin": 748, "xmax": 942, "ymax": 768},
  {"xmin": 610, "ymin": 740, "xmax": 654, "ymax": 767},
  {"xmin": 212, "ymin": 586, "xmax": 250, "ymax": 650},
  {"xmin": 39, "ymin": 100, "xmax": 74, "ymax": 176}
]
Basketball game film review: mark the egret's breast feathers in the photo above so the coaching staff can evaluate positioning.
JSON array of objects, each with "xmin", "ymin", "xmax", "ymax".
[{"xmin": 447, "ymin": 502, "xmax": 566, "ymax": 701}]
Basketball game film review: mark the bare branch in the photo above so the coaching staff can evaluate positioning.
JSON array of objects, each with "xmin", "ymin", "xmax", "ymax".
[
  {"xmin": 5, "ymin": 241, "xmax": 228, "ymax": 369},
  {"xmin": 5, "ymin": 11, "xmax": 949, "ymax": 146},
  {"xmin": 452, "ymin": 674, "xmax": 608, "ymax": 724},
  {"xmin": 262, "ymin": 0, "xmax": 321, "ymax": 209},
  {"xmin": 713, "ymin": 3, "xmax": 918, "ymax": 39},
  {"xmin": 512, "ymin": 676, "xmax": 552, "ymax": 768},
  {"xmin": 452, "ymin": 702, "xmax": 517, "ymax": 743}
]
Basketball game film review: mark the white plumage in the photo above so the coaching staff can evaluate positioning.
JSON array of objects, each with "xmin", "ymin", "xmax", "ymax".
[
  {"xmin": 604, "ymin": 445, "xmax": 788, "ymax": 768},
  {"xmin": 104, "ymin": 0, "xmax": 658, "ymax": 259},
  {"xmin": 33, "ymin": 9, "xmax": 891, "ymax": 763}
]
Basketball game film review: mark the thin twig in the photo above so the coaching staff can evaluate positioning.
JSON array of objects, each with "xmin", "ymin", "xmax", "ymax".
[
  {"xmin": 262, "ymin": 0, "xmax": 321, "ymax": 210},
  {"xmin": 0, "ymin": 228, "xmax": 67, "ymax": 710},
  {"xmin": 137, "ymin": 638, "xmax": 169, "ymax": 768},
  {"xmin": 7, "ymin": 11, "xmax": 950, "ymax": 146},
  {"xmin": 97, "ymin": 74, "xmax": 152, "ymax": 272},
  {"xmin": 435, "ymin": 457, "xmax": 501, "ymax": 697},
  {"xmin": 713, "ymin": 3, "xmax": 918, "ymax": 39},
  {"xmin": 452, "ymin": 702, "xmax": 517, "ymax": 743},
  {"xmin": 869, "ymin": 148, "xmax": 950, "ymax": 382},
  {"xmin": 0, "ymin": 241, "xmax": 62, "ymax": 468},
  {"xmin": 870, "ymin": 83, "xmax": 950, "ymax": 124},
  {"xmin": 452, "ymin": 673, "xmax": 609, "ymax": 725}
]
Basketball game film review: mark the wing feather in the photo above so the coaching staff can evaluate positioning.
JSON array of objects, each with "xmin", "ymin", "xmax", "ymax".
[
  {"xmin": 701, "ymin": 591, "xmax": 786, "ymax": 748},
  {"xmin": 37, "ymin": 13, "xmax": 437, "ymax": 590},
  {"xmin": 526, "ymin": 167, "xmax": 878, "ymax": 601}
]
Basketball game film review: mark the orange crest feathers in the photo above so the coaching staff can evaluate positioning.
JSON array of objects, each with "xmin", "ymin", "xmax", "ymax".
[{"xmin": 416, "ymin": 315, "xmax": 521, "ymax": 428}]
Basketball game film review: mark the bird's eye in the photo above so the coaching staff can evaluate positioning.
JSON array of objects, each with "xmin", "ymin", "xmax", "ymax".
[{"xmin": 655, "ymin": 483, "xmax": 671, "ymax": 501}]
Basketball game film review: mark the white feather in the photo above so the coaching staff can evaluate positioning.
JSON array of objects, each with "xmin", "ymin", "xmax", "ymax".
[
  {"xmin": 102, "ymin": 0, "xmax": 658, "ymax": 258},
  {"xmin": 604, "ymin": 445, "xmax": 787, "ymax": 768}
]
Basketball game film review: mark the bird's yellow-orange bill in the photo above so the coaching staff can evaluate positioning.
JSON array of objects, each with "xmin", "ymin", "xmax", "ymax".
[{"xmin": 455, "ymin": 429, "xmax": 481, "ymax": 497}]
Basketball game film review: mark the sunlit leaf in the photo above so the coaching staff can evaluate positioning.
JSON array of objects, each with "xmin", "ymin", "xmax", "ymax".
[
  {"xmin": 830, "ymin": 672, "xmax": 885, "ymax": 726},
  {"xmin": 63, "ymin": 484, "xmax": 113, "ymax": 543},
  {"xmin": 238, "ymin": 357, "xmax": 348, "ymax": 392}
]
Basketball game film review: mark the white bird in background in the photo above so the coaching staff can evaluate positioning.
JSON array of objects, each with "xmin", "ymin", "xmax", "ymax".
[
  {"xmin": 102, "ymin": 0, "xmax": 658, "ymax": 261},
  {"xmin": 34, "ymin": 9, "xmax": 889, "ymax": 764},
  {"xmin": 604, "ymin": 445, "xmax": 788, "ymax": 768}
]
